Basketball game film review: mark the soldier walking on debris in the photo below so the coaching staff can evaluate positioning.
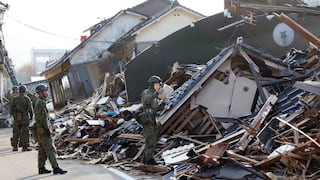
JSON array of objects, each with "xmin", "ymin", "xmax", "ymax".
[
  {"xmin": 34, "ymin": 84, "xmax": 67, "ymax": 175},
  {"xmin": 137, "ymin": 75, "xmax": 165, "ymax": 165},
  {"xmin": 10, "ymin": 85, "xmax": 33, "ymax": 151}
]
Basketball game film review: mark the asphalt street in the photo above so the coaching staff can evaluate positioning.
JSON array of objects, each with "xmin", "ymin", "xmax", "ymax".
[{"xmin": 0, "ymin": 128, "xmax": 135, "ymax": 180}]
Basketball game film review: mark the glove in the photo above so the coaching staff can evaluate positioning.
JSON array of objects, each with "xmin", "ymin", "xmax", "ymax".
[{"xmin": 45, "ymin": 129, "xmax": 51, "ymax": 137}]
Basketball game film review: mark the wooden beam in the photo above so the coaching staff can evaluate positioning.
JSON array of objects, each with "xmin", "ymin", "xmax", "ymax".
[
  {"xmin": 237, "ymin": 95, "xmax": 278, "ymax": 151},
  {"xmin": 196, "ymin": 129, "xmax": 245, "ymax": 153},
  {"xmin": 173, "ymin": 134, "xmax": 207, "ymax": 145},
  {"xmin": 131, "ymin": 144, "xmax": 145, "ymax": 162},
  {"xmin": 274, "ymin": 12, "xmax": 320, "ymax": 49},
  {"xmin": 255, "ymin": 141, "xmax": 313, "ymax": 167},
  {"xmin": 226, "ymin": 150, "xmax": 259, "ymax": 164},
  {"xmin": 249, "ymin": 63, "xmax": 267, "ymax": 103},
  {"xmin": 67, "ymin": 138, "xmax": 103, "ymax": 144},
  {"xmin": 275, "ymin": 117, "xmax": 320, "ymax": 148}
]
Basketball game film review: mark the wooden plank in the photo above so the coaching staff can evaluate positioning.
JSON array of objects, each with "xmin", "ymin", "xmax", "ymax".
[
  {"xmin": 274, "ymin": 12, "xmax": 320, "ymax": 48},
  {"xmin": 173, "ymin": 134, "xmax": 207, "ymax": 145},
  {"xmin": 117, "ymin": 133, "xmax": 144, "ymax": 141},
  {"xmin": 159, "ymin": 100, "xmax": 189, "ymax": 134},
  {"xmin": 196, "ymin": 129, "xmax": 245, "ymax": 154},
  {"xmin": 198, "ymin": 115, "xmax": 211, "ymax": 135},
  {"xmin": 136, "ymin": 163, "xmax": 170, "ymax": 173},
  {"xmin": 255, "ymin": 141, "xmax": 313, "ymax": 167},
  {"xmin": 237, "ymin": 95, "xmax": 278, "ymax": 151},
  {"xmin": 67, "ymin": 138, "xmax": 103, "ymax": 144},
  {"xmin": 167, "ymin": 111, "xmax": 190, "ymax": 135},
  {"xmin": 226, "ymin": 150, "xmax": 259, "ymax": 164},
  {"xmin": 276, "ymin": 117, "xmax": 320, "ymax": 148},
  {"xmin": 131, "ymin": 144, "xmax": 145, "ymax": 162},
  {"xmin": 174, "ymin": 109, "xmax": 199, "ymax": 133},
  {"xmin": 205, "ymin": 143, "xmax": 229, "ymax": 158}
]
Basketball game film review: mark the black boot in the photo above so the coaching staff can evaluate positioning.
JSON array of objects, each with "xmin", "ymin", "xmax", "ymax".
[
  {"xmin": 10, "ymin": 137, "xmax": 13, "ymax": 147},
  {"xmin": 39, "ymin": 167, "xmax": 52, "ymax": 174},
  {"xmin": 145, "ymin": 158, "xmax": 158, "ymax": 165},
  {"xmin": 53, "ymin": 167, "xmax": 67, "ymax": 175},
  {"xmin": 22, "ymin": 147, "xmax": 32, "ymax": 151}
]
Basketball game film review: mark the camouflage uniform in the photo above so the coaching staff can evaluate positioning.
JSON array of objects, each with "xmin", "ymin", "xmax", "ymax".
[
  {"xmin": 27, "ymin": 93, "xmax": 39, "ymax": 142},
  {"xmin": 10, "ymin": 94, "xmax": 33, "ymax": 149},
  {"xmin": 34, "ymin": 97, "xmax": 58, "ymax": 169},
  {"xmin": 138, "ymin": 86, "xmax": 163, "ymax": 164}
]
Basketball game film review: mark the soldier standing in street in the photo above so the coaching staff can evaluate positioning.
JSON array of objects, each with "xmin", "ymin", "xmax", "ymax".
[
  {"xmin": 9, "ymin": 86, "xmax": 19, "ymax": 147},
  {"xmin": 10, "ymin": 85, "xmax": 33, "ymax": 151},
  {"xmin": 34, "ymin": 84, "xmax": 67, "ymax": 175},
  {"xmin": 138, "ymin": 75, "xmax": 165, "ymax": 165}
]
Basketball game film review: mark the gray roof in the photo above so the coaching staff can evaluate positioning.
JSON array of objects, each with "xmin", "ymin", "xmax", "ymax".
[
  {"xmin": 160, "ymin": 43, "xmax": 286, "ymax": 118},
  {"xmin": 130, "ymin": 0, "xmax": 173, "ymax": 16},
  {"xmin": 42, "ymin": 9, "xmax": 148, "ymax": 74},
  {"xmin": 108, "ymin": 1, "xmax": 205, "ymax": 51}
]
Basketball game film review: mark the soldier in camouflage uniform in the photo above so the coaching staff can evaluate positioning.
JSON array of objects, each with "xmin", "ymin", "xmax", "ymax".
[
  {"xmin": 138, "ymin": 75, "xmax": 164, "ymax": 164},
  {"xmin": 34, "ymin": 84, "xmax": 67, "ymax": 175},
  {"xmin": 10, "ymin": 85, "xmax": 33, "ymax": 151},
  {"xmin": 9, "ymin": 86, "xmax": 19, "ymax": 147}
]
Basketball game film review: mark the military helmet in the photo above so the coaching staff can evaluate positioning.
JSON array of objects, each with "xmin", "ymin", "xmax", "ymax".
[
  {"xmin": 12, "ymin": 86, "xmax": 18, "ymax": 91},
  {"xmin": 19, "ymin": 85, "xmax": 27, "ymax": 93},
  {"xmin": 147, "ymin": 75, "xmax": 162, "ymax": 84},
  {"xmin": 36, "ymin": 84, "xmax": 48, "ymax": 93}
]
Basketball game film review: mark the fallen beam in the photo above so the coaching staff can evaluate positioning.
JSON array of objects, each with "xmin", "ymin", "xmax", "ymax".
[
  {"xmin": 274, "ymin": 12, "xmax": 320, "ymax": 49},
  {"xmin": 237, "ymin": 94, "xmax": 278, "ymax": 151}
]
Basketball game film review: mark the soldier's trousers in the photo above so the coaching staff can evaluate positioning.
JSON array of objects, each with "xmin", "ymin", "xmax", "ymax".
[
  {"xmin": 140, "ymin": 112, "xmax": 157, "ymax": 163},
  {"xmin": 38, "ymin": 133, "xmax": 59, "ymax": 169},
  {"xmin": 12, "ymin": 121, "xmax": 29, "ymax": 148}
]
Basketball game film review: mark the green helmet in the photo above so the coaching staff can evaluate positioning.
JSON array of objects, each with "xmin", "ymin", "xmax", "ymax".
[
  {"xmin": 36, "ymin": 84, "xmax": 48, "ymax": 93},
  {"xmin": 12, "ymin": 86, "xmax": 18, "ymax": 91},
  {"xmin": 19, "ymin": 85, "xmax": 27, "ymax": 93},
  {"xmin": 147, "ymin": 75, "xmax": 162, "ymax": 84}
]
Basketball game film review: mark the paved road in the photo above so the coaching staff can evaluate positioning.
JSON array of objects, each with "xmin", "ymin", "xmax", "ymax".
[{"xmin": 0, "ymin": 128, "xmax": 135, "ymax": 180}]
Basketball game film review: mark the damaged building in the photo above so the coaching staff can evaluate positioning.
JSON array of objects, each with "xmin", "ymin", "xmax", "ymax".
[
  {"xmin": 34, "ymin": 0, "xmax": 320, "ymax": 179},
  {"xmin": 41, "ymin": 0, "xmax": 204, "ymax": 108},
  {"xmin": 50, "ymin": 36, "xmax": 320, "ymax": 178},
  {"xmin": 125, "ymin": 0, "xmax": 320, "ymax": 102}
]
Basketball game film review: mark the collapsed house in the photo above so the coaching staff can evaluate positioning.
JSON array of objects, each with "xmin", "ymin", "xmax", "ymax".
[
  {"xmin": 44, "ymin": 2, "xmax": 320, "ymax": 179},
  {"xmin": 49, "ymin": 37, "xmax": 320, "ymax": 179}
]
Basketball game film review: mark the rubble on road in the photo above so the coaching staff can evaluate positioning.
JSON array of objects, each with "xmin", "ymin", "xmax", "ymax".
[
  {"xmin": 49, "ymin": 13, "xmax": 320, "ymax": 180},
  {"xmin": 50, "ymin": 41, "xmax": 320, "ymax": 179}
]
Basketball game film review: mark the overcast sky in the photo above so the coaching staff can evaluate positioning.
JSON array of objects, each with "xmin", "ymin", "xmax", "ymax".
[{"xmin": 2, "ymin": 0, "xmax": 224, "ymax": 68}]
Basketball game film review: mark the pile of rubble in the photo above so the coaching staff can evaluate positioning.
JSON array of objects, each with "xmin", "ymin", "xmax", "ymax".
[
  {"xmin": 50, "ymin": 14, "xmax": 320, "ymax": 179},
  {"xmin": 49, "ymin": 42, "xmax": 320, "ymax": 179}
]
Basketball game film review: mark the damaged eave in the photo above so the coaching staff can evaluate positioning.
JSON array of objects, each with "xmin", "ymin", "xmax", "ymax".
[
  {"xmin": 159, "ymin": 47, "xmax": 234, "ymax": 125},
  {"xmin": 294, "ymin": 80, "xmax": 320, "ymax": 95},
  {"xmin": 242, "ymin": 48, "xmax": 287, "ymax": 71},
  {"xmin": 41, "ymin": 59, "xmax": 71, "ymax": 79}
]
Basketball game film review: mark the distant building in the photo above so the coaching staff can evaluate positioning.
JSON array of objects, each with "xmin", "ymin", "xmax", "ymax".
[{"xmin": 31, "ymin": 48, "xmax": 67, "ymax": 75}]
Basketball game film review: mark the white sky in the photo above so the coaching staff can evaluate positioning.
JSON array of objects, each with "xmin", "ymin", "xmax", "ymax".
[{"xmin": 2, "ymin": 0, "xmax": 224, "ymax": 68}]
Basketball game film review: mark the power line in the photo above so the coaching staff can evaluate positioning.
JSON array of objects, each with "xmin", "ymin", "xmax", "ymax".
[
  {"xmin": 5, "ymin": 14, "xmax": 160, "ymax": 45},
  {"xmin": 5, "ymin": 14, "xmax": 80, "ymax": 41}
]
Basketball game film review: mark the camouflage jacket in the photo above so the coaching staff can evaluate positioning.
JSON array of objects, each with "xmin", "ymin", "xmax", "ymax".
[
  {"xmin": 34, "ymin": 97, "xmax": 51, "ymax": 134},
  {"xmin": 141, "ymin": 87, "xmax": 163, "ymax": 111},
  {"xmin": 10, "ymin": 94, "xmax": 33, "ymax": 121}
]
